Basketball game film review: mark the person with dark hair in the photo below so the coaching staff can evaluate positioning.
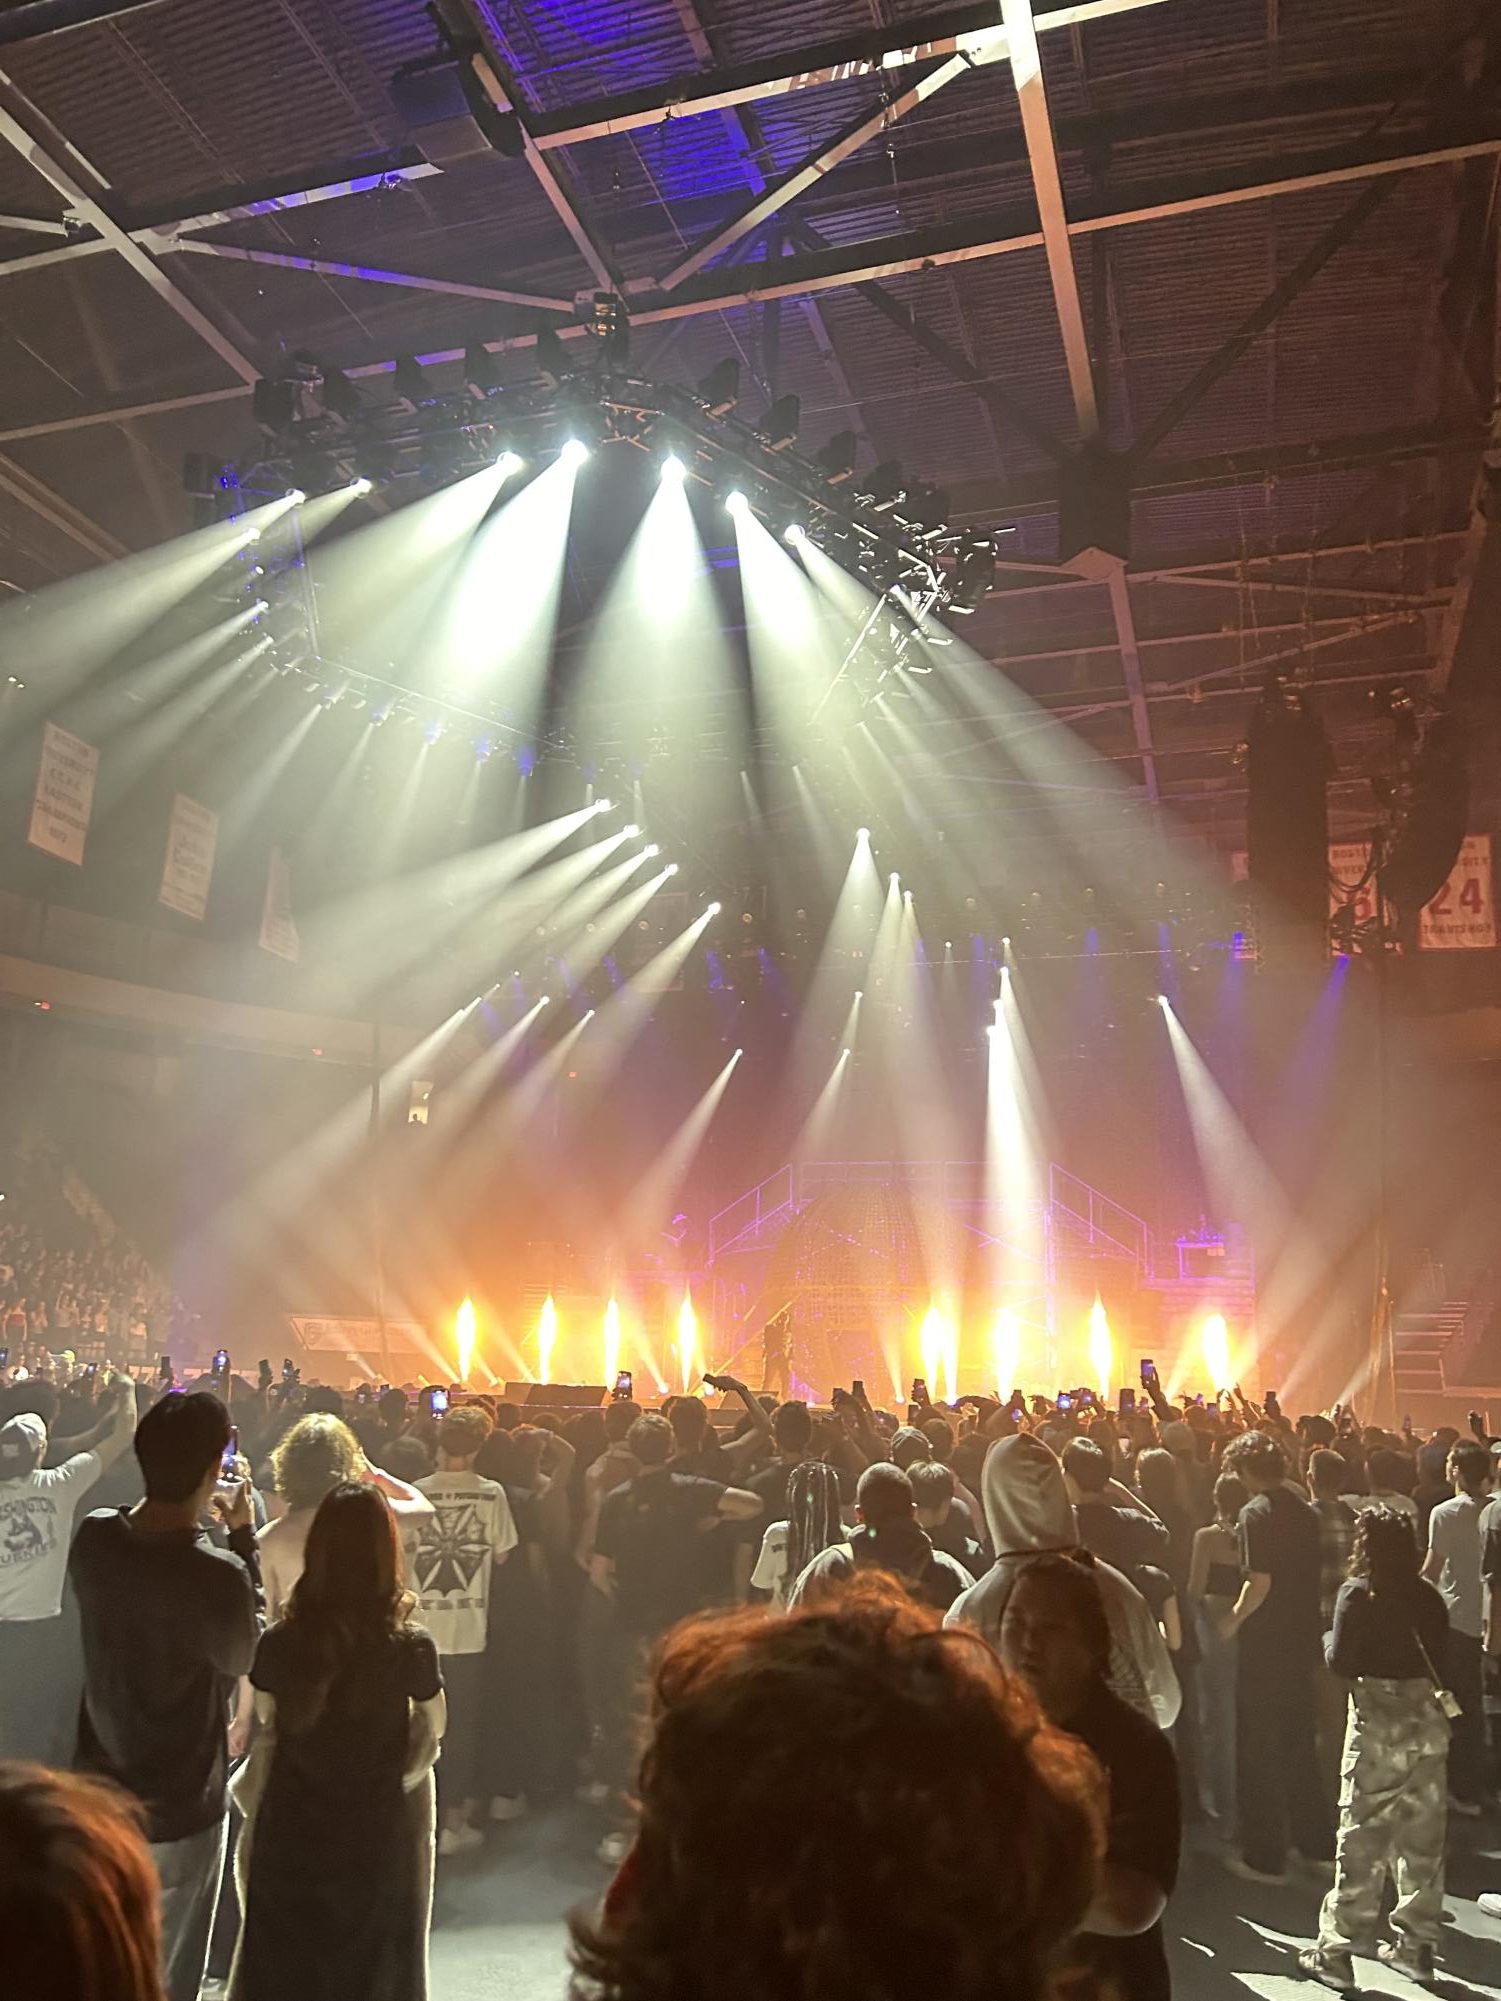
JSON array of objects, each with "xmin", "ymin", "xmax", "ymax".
[
  {"xmin": 1298, "ymin": 1507, "xmax": 1452, "ymax": 1992},
  {"xmin": 574, "ymin": 1398, "xmax": 642, "ymax": 1571},
  {"xmin": 0, "ymin": 1760, "xmax": 165, "ymax": 2001},
  {"xmin": 1063, "ymin": 1436, "xmax": 1171, "ymax": 1578},
  {"xmin": 228, "ymin": 1484, "xmax": 445, "ymax": 2001},
  {"xmin": 786, "ymin": 1462, "xmax": 974, "ymax": 1612},
  {"xmin": 909, "ymin": 1459, "xmax": 990, "ymax": 1576},
  {"xmin": 590, "ymin": 1413, "xmax": 761, "ymax": 1863},
  {"xmin": 750, "ymin": 1457, "xmax": 845, "ymax": 1608},
  {"xmin": 411, "ymin": 1403, "xmax": 517, "ymax": 1855},
  {"xmin": 1422, "ymin": 1439, "xmax": 1492, "ymax": 1815},
  {"xmin": 947, "ymin": 1434, "xmax": 1180, "ymax": 1731},
  {"xmin": 0, "ymin": 1374, "xmax": 135, "ymax": 1762},
  {"xmin": 1217, "ymin": 1429, "xmax": 1332, "ymax": 1884},
  {"xmin": 744, "ymin": 1399, "xmax": 816, "ymax": 1522},
  {"xmin": 1001, "ymin": 1554, "xmax": 1181, "ymax": 2001},
  {"xmin": 1188, "ymin": 1472, "xmax": 1245, "ymax": 1829},
  {"xmin": 1412, "ymin": 1442, "xmax": 1452, "ymax": 1540},
  {"xmin": 1351, "ymin": 1449, "xmax": 1419, "ymax": 1527},
  {"xmin": 69, "ymin": 1391, "xmax": 261, "ymax": 2001},
  {"xmin": 571, "ymin": 1589, "xmax": 1104, "ymax": 2001}
]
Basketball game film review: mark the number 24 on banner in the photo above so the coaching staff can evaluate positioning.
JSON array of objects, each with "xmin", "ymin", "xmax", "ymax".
[{"xmin": 1420, "ymin": 835, "xmax": 1494, "ymax": 950}]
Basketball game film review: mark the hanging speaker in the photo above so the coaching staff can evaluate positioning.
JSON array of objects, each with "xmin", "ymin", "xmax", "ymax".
[
  {"xmin": 1246, "ymin": 677, "xmax": 1331, "ymax": 943},
  {"xmin": 1384, "ymin": 707, "xmax": 1468, "ymax": 918}
]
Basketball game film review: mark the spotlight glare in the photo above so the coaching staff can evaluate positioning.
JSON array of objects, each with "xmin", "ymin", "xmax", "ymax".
[
  {"xmin": 854, "ymin": 990, "xmax": 863, "ymax": 1001},
  {"xmin": 1156, "ymin": 993, "xmax": 1171, "ymax": 1009},
  {"xmin": 594, "ymin": 798, "xmax": 613, "ymax": 813},
  {"xmin": 623, "ymin": 823, "xmax": 640, "ymax": 837},
  {"xmin": 856, "ymin": 827, "xmax": 871, "ymax": 842},
  {"xmin": 784, "ymin": 522, "xmax": 805, "ymax": 545},
  {"xmin": 583, "ymin": 1009, "xmax": 595, "ymax": 1021},
  {"xmin": 643, "ymin": 844, "xmax": 660, "ymax": 858},
  {"xmin": 725, "ymin": 488, "xmax": 749, "ymax": 516},
  {"xmin": 349, "ymin": 475, "xmax": 373, "ymax": 496},
  {"xmin": 665, "ymin": 863, "xmax": 679, "ymax": 876},
  {"xmin": 561, "ymin": 438, "xmax": 589, "ymax": 467},
  {"xmin": 1002, "ymin": 935, "xmax": 1012, "ymax": 948},
  {"xmin": 661, "ymin": 453, "xmax": 686, "ymax": 483},
  {"xmin": 287, "ymin": 488, "xmax": 306, "ymax": 504},
  {"xmin": 497, "ymin": 450, "xmax": 523, "ymax": 476},
  {"xmin": 706, "ymin": 902, "xmax": 721, "ymax": 915}
]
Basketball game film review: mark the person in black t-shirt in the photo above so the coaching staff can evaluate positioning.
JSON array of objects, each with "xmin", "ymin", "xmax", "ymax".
[
  {"xmin": 590, "ymin": 1415, "xmax": 760, "ymax": 1857},
  {"xmin": 70, "ymin": 1391, "xmax": 261, "ymax": 2001},
  {"xmin": 1219, "ymin": 1430, "xmax": 1333, "ymax": 1884},
  {"xmin": 1001, "ymin": 1553, "xmax": 1180, "ymax": 2001}
]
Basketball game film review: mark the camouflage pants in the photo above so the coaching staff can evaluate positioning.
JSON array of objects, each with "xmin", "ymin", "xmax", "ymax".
[{"xmin": 1318, "ymin": 1676, "xmax": 1449, "ymax": 1955}]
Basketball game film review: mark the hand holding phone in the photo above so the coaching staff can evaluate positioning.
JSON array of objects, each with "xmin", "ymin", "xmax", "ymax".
[
  {"xmin": 430, "ymin": 1387, "xmax": 449, "ymax": 1415},
  {"xmin": 612, "ymin": 1369, "xmax": 634, "ymax": 1401}
]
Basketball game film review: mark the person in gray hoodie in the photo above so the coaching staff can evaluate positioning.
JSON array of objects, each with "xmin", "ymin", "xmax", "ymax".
[{"xmin": 946, "ymin": 1432, "xmax": 1181, "ymax": 1730}]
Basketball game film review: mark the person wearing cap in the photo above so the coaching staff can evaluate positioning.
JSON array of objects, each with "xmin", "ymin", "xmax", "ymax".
[{"xmin": 0, "ymin": 1373, "xmax": 136, "ymax": 1762}]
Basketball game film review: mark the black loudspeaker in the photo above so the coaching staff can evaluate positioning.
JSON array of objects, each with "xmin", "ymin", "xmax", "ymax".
[
  {"xmin": 1057, "ymin": 448, "xmax": 1131, "ymax": 575},
  {"xmin": 1384, "ymin": 708, "xmax": 1469, "ymax": 919},
  {"xmin": 390, "ymin": 55, "xmax": 524, "ymax": 163},
  {"xmin": 1246, "ymin": 678, "xmax": 1331, "ymax": 950},
  {"xmin": 500, "ymin": 1382, "xmax": 608, "ymax": 1408}
]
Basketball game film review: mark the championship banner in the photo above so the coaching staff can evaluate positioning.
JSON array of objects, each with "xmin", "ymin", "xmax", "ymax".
[
  {"xmin": 158, "ymin": 793, "xmax": 218, "ymax": 921},
  {"xmin": 258, "ymin": 844, "xmax": 300, "ymax": 961},
  {"xmin": 26, "ymin": 721, "xmax": 98, "ymax": 866},
  {"xmin": 288, "ymin": 1315, "xmax": 428, "ymax": 1355},
  {"xmin": 1234, "ymin": 836, "xmax": 1496, "ymax": 950}
]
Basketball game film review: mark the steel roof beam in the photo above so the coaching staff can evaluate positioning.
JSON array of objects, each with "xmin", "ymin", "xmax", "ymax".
[
  {"xmin": 653, "ymin": 51, "xmax": 981, "ymax": 292},
  {"xmin": 0, "ymin": 0, "xmax": 167, "ymax": 46},
  {"xmin": 527, "ymin": 0, "xmax": 1169, "ymax": 149},
  {"xmin": 0, "ymin": 76, "xmax": 258, "ymax": 385}
]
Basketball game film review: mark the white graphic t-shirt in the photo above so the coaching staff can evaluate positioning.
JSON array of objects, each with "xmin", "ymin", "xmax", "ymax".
[
  {"xmin": 413, "ymin": 1468, "xmax": 517, "ymax": 1656},
  {"xmin": 0, "ymin": 1453, "xmax": 103, "ymax": 1621}
]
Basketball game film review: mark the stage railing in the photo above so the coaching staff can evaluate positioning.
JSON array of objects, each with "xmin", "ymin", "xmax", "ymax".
[
  {"xmin": 708, "ymin": 1164, "xmax": 796, "ymax": 1259},
  {"xmin": 1047, "ymin": 1165, "xmax": 1150, "ymax": 1269}
]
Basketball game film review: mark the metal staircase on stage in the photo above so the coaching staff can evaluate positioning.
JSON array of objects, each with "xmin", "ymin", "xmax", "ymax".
[{"xmin": 706, "ymin": 1158, "xmax": 1255, "ymax": 1334}]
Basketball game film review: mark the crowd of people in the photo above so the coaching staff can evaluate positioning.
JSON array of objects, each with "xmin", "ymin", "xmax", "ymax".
[
  {"xmin": 0, "ymin": 1175, "xmax": 174, "ymax": 1371},
  {"xmin": 1, "ymin": 1350, "xmax": 1499, "ymax": 2001}
]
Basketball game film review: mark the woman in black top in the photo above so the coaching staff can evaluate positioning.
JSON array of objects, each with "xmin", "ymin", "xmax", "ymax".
[
  {"xmin": 229, "ymin": 1483, "xmax": 446, "ymax": 2001},
  {"xmin": 1299, "ymin": 1507, "xmax": 1451, "ymax": 1994}
]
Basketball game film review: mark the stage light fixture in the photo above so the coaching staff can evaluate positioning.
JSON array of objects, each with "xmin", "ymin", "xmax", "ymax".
[
  {"xmin": 349, "ymin": 475, "xmax": 374, "ymax": 496},
  {"xmin": 643, "ymin": 844, "xmax": 660, "ymax": 858},
  {"xmin": 317, "ymin": 362, "xmax": 362, "ymax": 422},
  {"xmin": 761, "ymin": 393, "xmax": 801, "ymax": 450},
  {"xmin": 863, "ymin": 461, "xmax": 907, "ymax": 511},
  {"xmin": 725, "ymin": 488, "xmax": 749, "ymax": 517},
  {"xmin": 391, "ymin": 354, "xmax": 428, "ymax": 408},
  {"xmin": 464, "ymin": 343, "xmax": 500, "ymax": 396},
  {"xmin": 784, "ymin": 522, "xmax": 805, "ymax": 545},
  {"xmin": 816, "ymin": 430, "xmax": 858, "ymax": 483},
  {"xmin": 1156, "ymin": 994, "xmax": 1170, "ymax": 1009},
  {"xmin": 287, "ymin": 488, "xmax": 307, "ymax": 505},
  {"xmin": 950, "ymin": 534, "xmax": 997, "ymax": 613},
  {"xmin": 561, "ymin": 437, "xmax": 589, "ymax": 468},
  {"xmin": 623, "ymin": 823, "xmax": 640, "ymax": 837},
  {"xmin": 696, "ymin": 356, "xmax": 740, "ymax": 416},
  {"xmin": 661, "ymin": 453, "xmax": 686, "ymax": 483},
  {"xmin": 707, "ymin": 902, "xmax": 721, "ymax": 915},
  {"xmin": 594, "ymin": 798, "xmax": 613, "ymax": 813},
  {"xmin": 665, "ymin": 863, "xmax": 679, "ymax": 876},
  {"xmin": 856, "ymin": 827, "xmax": 871, "ymax": 842},
  {"xmin": 496, "ymin": 450, "xmax": 523, "ymax": 476},
  {"xmin": 535, "ymin": 324, "xmax": 569, "ymax": 385}
]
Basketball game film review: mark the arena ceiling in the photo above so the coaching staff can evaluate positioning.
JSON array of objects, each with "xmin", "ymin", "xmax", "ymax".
[{"xmin": 0, "ymin": 0, "xmax": 1498, "ymax": 856}]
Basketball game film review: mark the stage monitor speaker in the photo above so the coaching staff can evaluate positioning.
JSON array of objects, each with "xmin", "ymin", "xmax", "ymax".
[
  {"xmin": 500, "ymin": 1382, "xmax": 607, "ymax": 1408},
  {"xmin": 1057, "ymin": 448, "xmax": 1131, "ymax": 576}
]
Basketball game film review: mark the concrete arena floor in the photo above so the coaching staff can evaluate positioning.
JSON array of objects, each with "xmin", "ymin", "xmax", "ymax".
[{"xmin": 427, "ymin": 1805, "xmax": 1501, "ymax": 2001}]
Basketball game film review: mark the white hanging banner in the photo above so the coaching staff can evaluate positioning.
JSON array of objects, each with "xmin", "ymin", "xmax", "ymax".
[
  {"xmin": 158, "ymin": 793, "xmax": 219, "ymax": 921},
  {"xmin": 27, "ymin": 721, "xmax": 98, "ymax": 866},
  {"xmin": 1419, "ymin": 833, "xmax": 1494, "ymax": 950},
  {"xmin": 258, "ymin": 845, "xmax": 300, "ymax": 962}
]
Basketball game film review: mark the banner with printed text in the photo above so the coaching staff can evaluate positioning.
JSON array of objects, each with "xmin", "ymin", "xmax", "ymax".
[
  {"xmin": 158, "ymin": 793, "xmax": 218, "ymax": 921},
  {"xmin": 1233, "ymin": 835, "xmax": 1495, "ymax": 949},
  {"xmin": 258, "ymin": 845, "xmax": 300, "ymax": 962},
  {"xmin": 27, "ymin": 721, "xmax": 98, "ymax": 865}
]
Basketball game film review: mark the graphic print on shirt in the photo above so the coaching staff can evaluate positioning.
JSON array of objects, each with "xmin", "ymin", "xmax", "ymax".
[
  {"xmin": 0, "ymin": 1494, "xmax": 54, "ymax": 1566},
  {"xmin": 415, "ymin": 1497, "xmax": 492, "ymax": 1602}
]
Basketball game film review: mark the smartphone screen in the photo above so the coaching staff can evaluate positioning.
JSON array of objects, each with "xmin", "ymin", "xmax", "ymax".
[
  {"xmin": 1140, "ymin": 1357, "xmax": 1157, "ymax": 1386},
  {"xmin": 212, "ymin": 1348, "xmax": 229, "ymax": 1377},
  {"xmin": 612, "ymin": 1370, "xmax": 633, "ymax": 1401},
  {"xmin": 911, "ymin": 1378, "xmax": 928, "ymax": 1404},
  {"xmin": 220, "ymin": 1426, "xmax": 239, "ymax": 1480},
  {"xmin": 158, "ymin": 1353, "xmax": 173, "ymax": 1382},
  {"xmin": 0, "ymin": 1347, "xmax": 9, "ymax": 1371},
  {"xmin": 281, "ymin": 1358, "xmax": 295, "ymax": 1382},
  {"xmin": 1119, "ymin": 1386, "xmax": 1136, "ymax": 1413},
  {"xmin": 1056, "ymin": 1393, "xmax": 1073, "ymax": 1412},
  {"xmin": 430, "ymin": 1387, "xmax": 449, "ymax": 1415}
]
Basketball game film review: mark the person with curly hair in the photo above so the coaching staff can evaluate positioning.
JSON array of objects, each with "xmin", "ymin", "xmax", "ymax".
[
  {"xmin": 1298, "ymin": 1506, "xmax": 1452, "ymax": 1993},
  {"xmin": 0, "ymin": 1760, "xmax": 165, "ymax": 2001},
  {"xmin": 258, "ymin": 1411, "xmax": 432, "ymax": 1619},
  {"xmin": 570, "ymin": 1582, "xmax": 1103, "ymax": 2001},
  {"xmin": 229, "ymin": 1483, "xmax": 445, "ymax": 2001}
]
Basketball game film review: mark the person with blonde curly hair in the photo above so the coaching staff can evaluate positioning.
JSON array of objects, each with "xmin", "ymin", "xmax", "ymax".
[
  {"xmin": 258, "ymin": 1412, "xmax": 432, "ymax": 1618},
  {"xmin": 0, "ymin": 1760, "xmax": 165, "ymax": 2001},
  {"xmin": 571, "ymin": 1582, "xmax": 1103, "ymax": 2001}
]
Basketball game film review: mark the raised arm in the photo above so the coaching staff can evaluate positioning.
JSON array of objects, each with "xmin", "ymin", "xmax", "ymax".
[
  {"xmin": 703, "ymin": 1375, "xmax": 774, "ymax": 1463},
  {"xmin": 361, "ymin": 1460, "xmax": 435, "ymax": 1521}
]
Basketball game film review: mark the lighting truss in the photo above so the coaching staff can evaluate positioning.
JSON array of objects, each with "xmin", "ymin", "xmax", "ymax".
[{"xmin": 215, "ymin": 361, "xmax": 1012, "ymax": 747}]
